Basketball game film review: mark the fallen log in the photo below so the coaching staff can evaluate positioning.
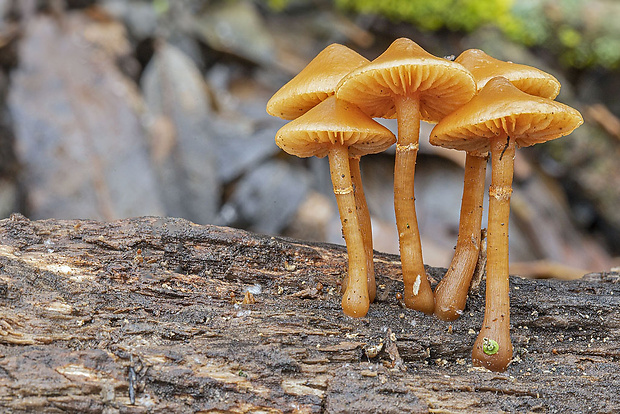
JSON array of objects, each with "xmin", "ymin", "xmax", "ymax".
[{"xmin": 0, "ymin": 214, "xmax": 618, "ymax": 413}]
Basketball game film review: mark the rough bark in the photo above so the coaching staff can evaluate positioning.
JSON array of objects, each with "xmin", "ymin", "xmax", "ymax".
[{"xmin": 0, "ymin": 214, "xmax": 618, "ymax": 413}]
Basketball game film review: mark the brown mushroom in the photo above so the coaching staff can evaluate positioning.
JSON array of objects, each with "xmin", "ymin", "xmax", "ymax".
[
  {"xmin": 432, "ymin": 49, "xmax": 563, "ymax": 321},
  {"xmin": 266, "ymin": 44, "xmax": 369, "ymax": 120},
  {"xmin": 430, "ymin": 76, "xmax": 583, "ymax": 371},
  {"xmin": 275, "ymin": 96, "xmax": 396, "ymax": 317},
  {"xmin": 455, "ymin": 49, "xmax": 561, "ymax": 98},
  {"xmin": 336, "ymin": 38, "xmax": 476, "ymax": 314},
  {"xmin": 266, "ymin": 44, "xmax": 379, "ymax": 302}
]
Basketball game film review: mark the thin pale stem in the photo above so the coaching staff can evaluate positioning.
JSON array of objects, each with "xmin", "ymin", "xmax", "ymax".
[
  {"xmin": 393, "ymin": 94, "xmax": 434, "ymax": 314},
  {"xmin": 434, "ymin": 152, "xmax": 488, "ymax": 321},
  {"xmin": 328, "ymin": 145, "xmax": 369, "ymax": 318},
  {"xmin": 472, "ymin": 135, "xmax": 515, "ymax": 372},
  {"xmin": 350, "ymin": 156, "xmax": 376, "ymax": 303}
]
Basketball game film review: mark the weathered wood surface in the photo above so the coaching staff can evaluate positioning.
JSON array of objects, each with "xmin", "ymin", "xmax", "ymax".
[{"xmin": 0, "ymin": 214, "xmax": 618, "ymax": 413}]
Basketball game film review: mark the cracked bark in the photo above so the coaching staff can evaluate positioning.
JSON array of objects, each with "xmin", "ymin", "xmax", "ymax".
[{"xmin": 0, "ymin": 214, "xmax": 618, "ymax": 413}]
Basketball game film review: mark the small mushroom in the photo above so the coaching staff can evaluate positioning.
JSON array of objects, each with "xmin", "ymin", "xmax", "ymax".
[
  {"xmin": 455, "ymin": 48, "xmax": 561, "ymax": 98},
  {"xmin": 267, "ymin": 44, "xmax": 378, "ymax": 303},
  {"xmin": 432, "ymin": 49, "xmax": 563, "ymax": 321},
  {"xmin": 336, "ymin": 38, "xmax": 476, "ymax": 314},
  {"xmin": 266, "ymin": 44, "xmax": 369, "ymax": 120},
  {"xmin": 430, "ymin": 76, "xmax": 582, "ymax": 371},
  {"xmin": 275, "ymin": 96, "xmax": 396, "ymax": 317}
]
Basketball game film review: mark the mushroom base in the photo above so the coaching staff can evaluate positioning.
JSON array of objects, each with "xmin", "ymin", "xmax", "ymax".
[
  {"xmin": 434, "ymin": 152, "xmax": 488, "ymax": 321},
  {"xmin": 393, "ymin": 94, "xmax": 435, "ymax": 315},
  {"xmin": 328, "ymin": 145, "xmax": 370, "ymax": 318},
  {"xmin": 350, "ymin": 156, "xmax": 376, "ymax": 303},
  {"xmin": 472, "ymin": 136, "xmax": 515, "ymax": 372}
]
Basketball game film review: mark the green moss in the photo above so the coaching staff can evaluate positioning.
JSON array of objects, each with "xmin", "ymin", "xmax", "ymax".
[
  {"xmin": 496, "ymin": 0, "xmax": 620, "ymax": 69},
  {"xmin": 267, "ymin": 0, "xmax": 620, "ymax": 69},
  {"xmin": 266, "ymin": 0, "xmax": 290, "ymax": 12},
  {"xmin": 334, "ymin": 0, "xmax": 515, "ymax": 32}
]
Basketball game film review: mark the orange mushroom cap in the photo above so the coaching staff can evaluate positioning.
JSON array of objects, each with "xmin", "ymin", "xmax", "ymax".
[
  {"xmin": 275, "ymin": 96, "xmax": 396, "ymax": 158},
  {"xmin": 336, "ymin": 38, "xmax": 476, "ymax": 122},
  {"xmin": 430, "ymin": 77, "xmax": 583, "ymax": 153},
  {"xmin": 266, "ymin": 44, "xmax": 370, "ymax": 120},
  {"xmin": 456, "ymin": 49, "xmax": 561, "ymax": 99}
]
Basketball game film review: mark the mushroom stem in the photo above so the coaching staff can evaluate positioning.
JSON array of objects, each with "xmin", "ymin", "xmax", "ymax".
[
  {"xmin": 393, "ymin": 94, "xmax": 435, "ymax": 314},
  {"xmin": 328, "ymin": 145, "xmax": 370, "ymax": 317},
  {"xmin": 472, "ymin": 135, "xmax": 515, "ymax": 372},
  {"xmin": 434, "ymin": 152, "xmax": 488, "ymax": 321},
  {"xmin": 350, "ymin": 156, "xmax": 376, "ymax": 303}
]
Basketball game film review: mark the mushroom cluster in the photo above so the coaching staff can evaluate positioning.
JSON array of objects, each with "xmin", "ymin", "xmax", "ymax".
[
  {"xmin": 267, "ymin": 44, "xmax": 395, "ymax": 317},
  {"xmin": 267, "ymin": 39, "xmax": 583, "ymax": 372}
]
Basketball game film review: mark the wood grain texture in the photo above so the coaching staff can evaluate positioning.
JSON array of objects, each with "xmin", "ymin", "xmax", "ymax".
[{"xmin": 0, "ymin": 214, "xmax": 618, "ymax": 413}]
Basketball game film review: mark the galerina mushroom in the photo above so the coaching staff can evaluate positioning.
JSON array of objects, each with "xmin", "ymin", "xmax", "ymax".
[
  {"xmin": 266, "ymin": 44, "xmax": 379, "ymax": 303},
  {"xmin": 275, "ymin": 96, "xmax": 396, "ymax": 317},
  {"xmin": 432, "ymin": 49, "xmax": 562, "ymax": 321},
  {"xmin": 455, "ymin": 48, "xmax": 561, "ymax": 98},
  {"xmin": 266, "ymin": 44, "xmax": 369, "ymax": 120},
  {"xmin": 336, "ymin": 38, "xmax": 476, "ymax": 314},
  {"xmin": 430, "ymin": 76, "xmax": 583, "ymax": 371}
]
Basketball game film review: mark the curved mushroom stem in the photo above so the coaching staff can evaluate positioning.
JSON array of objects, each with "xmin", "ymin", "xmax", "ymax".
[
  {"xmin": 350, "ymin": 156, "xmax": 376, "ymax": 303},
  {"xmin": 472, "ymin": 135, "xmax": 515, "ymax": 372},
  {"xmin": 328, "ymin": 145, "xmax": 370, "ymax": 317},
  {"xmin": 393, "ymin": 94, "xmax": 434, "ymax": 314},
  {"xmin": 434, "ymin": 152, "xmax": 488, "ymax": 321}
]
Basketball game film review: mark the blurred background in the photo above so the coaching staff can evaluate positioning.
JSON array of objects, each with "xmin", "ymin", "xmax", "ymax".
[{"xmin": 0, "ymin": 0, "xmax": 618, "ymax": 278}]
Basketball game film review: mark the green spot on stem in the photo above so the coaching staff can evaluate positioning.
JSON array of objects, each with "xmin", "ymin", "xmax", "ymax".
[{"xmin": 483, "ymin": 337, "xmax": 499, "ymax": 355}]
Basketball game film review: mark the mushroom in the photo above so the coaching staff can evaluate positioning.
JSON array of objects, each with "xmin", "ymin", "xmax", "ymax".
[
  {"xmin": 432, "ymin": 49, "xmax": 562, "ymax": 321},
  {"xmin": 275, "ymin": 96, "xmax": 396, "ymax": 317},
  {"xmin": 455, "ymin": 48, "xmax": 561, "ymax": 98},
  {"xmin": 266, "ymin": 43, "xmax": 379, "ymax": 303},
  {"xmin": 266, "ymin": 44, "xmax": 369, "ymax": 120},
  {"xmin": 430, "ymin": 76, "xmax": 583, "ymax": 371},
  {"xmin": 336, "ymin": 38, "xmax": 476, "ymax": 314}
]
